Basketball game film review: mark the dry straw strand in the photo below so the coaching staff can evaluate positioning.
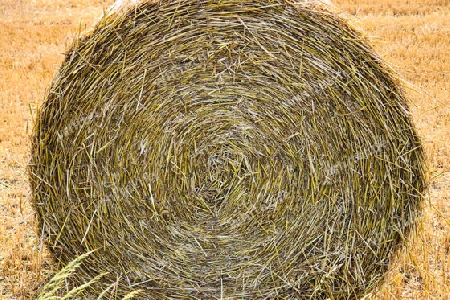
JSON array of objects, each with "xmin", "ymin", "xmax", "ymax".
[{"xmin": 29, "ymin": 0, "xmax": 426, "ymax": 298}]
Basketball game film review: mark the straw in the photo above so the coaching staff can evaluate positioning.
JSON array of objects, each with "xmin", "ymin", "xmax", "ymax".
[{"xmin": 29, "ymin": 0, "xmax": 426, "ymax": 298}]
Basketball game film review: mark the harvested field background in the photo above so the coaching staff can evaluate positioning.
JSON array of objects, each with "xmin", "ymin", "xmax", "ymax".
[{"xmin": 0, "ymin": 0, "xmax": 449, "ymax": 299}]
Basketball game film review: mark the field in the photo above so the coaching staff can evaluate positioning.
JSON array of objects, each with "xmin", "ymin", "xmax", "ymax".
[{"xmin": 0, "ymin": 0, "xmax": 449, "ymax": 299}]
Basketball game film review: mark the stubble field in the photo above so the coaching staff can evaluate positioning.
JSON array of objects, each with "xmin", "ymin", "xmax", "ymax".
[{"xmin": 0, "ymin": 0, "xmax": 449, "ymax": 298}]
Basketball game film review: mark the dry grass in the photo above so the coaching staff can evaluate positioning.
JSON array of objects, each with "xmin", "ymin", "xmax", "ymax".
[
  {"xmin": 0, "ymin": 0, "xmax": 449, "ymax": 299},
  {"xmin": 28, "ymin": 0, "xmax": 425, "ymax": 298}
]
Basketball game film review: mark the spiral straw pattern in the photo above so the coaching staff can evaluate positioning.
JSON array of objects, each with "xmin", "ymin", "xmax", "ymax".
[{"xmin": 30, "ymin": 0, "xmax": 426, "ymax": 298}]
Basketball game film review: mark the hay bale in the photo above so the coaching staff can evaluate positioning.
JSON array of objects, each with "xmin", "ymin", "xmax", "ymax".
[{"xmin": 29, "ymin": 0, "xmax": 426, "ymax": 298}]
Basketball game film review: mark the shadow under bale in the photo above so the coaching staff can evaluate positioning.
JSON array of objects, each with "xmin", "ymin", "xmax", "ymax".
[{"xmin": 29, "ymin": 0, "xmax": 426, "ymax": 298}]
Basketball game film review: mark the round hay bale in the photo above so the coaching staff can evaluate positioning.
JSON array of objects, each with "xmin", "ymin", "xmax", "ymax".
[{"xmin": 29, "ymin": 0, "xmax": 426, "ymax": 298}]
